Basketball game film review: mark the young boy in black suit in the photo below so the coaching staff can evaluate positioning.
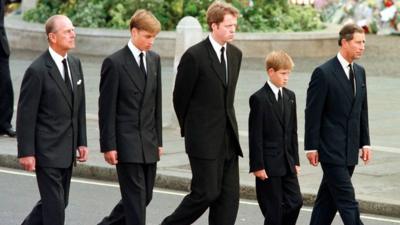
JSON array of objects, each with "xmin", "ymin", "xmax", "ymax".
[{"xmin": 248, "ymin": 50, "xmax": 303, "ymax": 225}]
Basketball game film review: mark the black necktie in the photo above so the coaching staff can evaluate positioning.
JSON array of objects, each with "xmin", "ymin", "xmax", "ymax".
[
  {"xmin": 62, "ymin": 58, "xmax": 73, "ymax": 101},
  {"xmin": 139, "ymin": 52, "xmax": 147, "ymax": 78},
  {"xmin": 220, "ymin": 47, "xmax": 227, "ymax": 85},
  {"xmin": 349, "ymin": 64, "xmax": 355, "ymax": 96},
  {"xmin": 278, "ymin": 89, "xmax": 283, "ymax": 115}
]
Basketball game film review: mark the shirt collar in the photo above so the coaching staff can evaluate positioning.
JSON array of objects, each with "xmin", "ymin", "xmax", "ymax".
[
  {"xmin": 128, "ymin": 39, "xmax": 145, "ymax": 58},
  {"xmin": 337, "ymin": 52, "xmax": 351, "ymax": 71},
  {"xmin": 48, "ymin": 46, "xmax": 67, "ymax": 62},
  {"xmin": 267, "ymin": 80, "xmax": 282, "ymax": 96},
  {"xmin": 209, "ymin": 35, "xmax": 227, "ymax": 58}
]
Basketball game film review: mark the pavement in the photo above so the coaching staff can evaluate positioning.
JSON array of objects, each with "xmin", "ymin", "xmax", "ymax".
[{"xmin": 1, "ymin": 34, "xmax": 400, "ymax": 218}]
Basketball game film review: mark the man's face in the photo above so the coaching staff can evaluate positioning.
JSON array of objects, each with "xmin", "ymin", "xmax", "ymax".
[
  {"xmin": 49, "ymin": 17, "xmax": 76, "ymax": 52},
  {"xmin": 268, "ymin": 68, "xmax": 291, "ymax": 88},
  {"xmin": 131, "ymin": 28, "xmax": 158, "ymax": 51},
  {"xmin": 211, "ymin": 13, "xmax": 237, "ymax": 45},
  {"xmin": 343, "ymin": 32, "xmax": 365, "ymax": 61}
]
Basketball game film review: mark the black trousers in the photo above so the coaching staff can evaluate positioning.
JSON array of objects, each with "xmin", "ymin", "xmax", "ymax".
[
  {"xmin": 21, "ymin": 166, "xmax": 73, "ymax": 225},
  {"xmin": 310, "ymin": 163, "xmax": 363, "ymax": 225},
  {"xmin": 162, "ymin": 128, "xmax": 240, "ymax": 225},
  {"xmin": 98, "ymin": 163, "xmax": 156, "ymax": 225},
  {"xmin": 0, "ymin": 49, "xmax": 14, "ymax": 131},
  {"xmin": 256, "ymin": 172, "xmax": 303, "ymax": 225}
]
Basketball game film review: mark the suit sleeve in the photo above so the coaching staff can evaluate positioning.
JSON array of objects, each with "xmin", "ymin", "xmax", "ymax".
[
  {"xmin": 155, "ymin": 54, "xmax": 163, "ymax": 146},
  {"xmin": 77, "ymin": 59, "xmax": 87, "ymax": 147},
  {"xmin": 291, "ymin": 93, "xmax": 300, "ymax": 165},
  {"xmin": 16, "ymin": 67, "xmax": 42, "ymax": 157},
  {"xmin": 304, "ymin": 67, "xmax": 328, "ymax": 151},
  {"xmin": 98, "ymin": 57, "xmax": 119, "ymax": 152},
  {"xmin": 359, "ymin": 69, "xmax": 370, "ymax": 147},
  {"xmin": 173, "ymin": 51, "xmax": 199, "ymax": 137},
  {"xmin": 248, "ymin": 94, "xmax": 265, "ymax": 172}
]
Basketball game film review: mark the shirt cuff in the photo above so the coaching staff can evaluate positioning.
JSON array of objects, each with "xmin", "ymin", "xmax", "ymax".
[{"xmin": 305, "ymin": 150, "xmax": 317, "ymax": 153}]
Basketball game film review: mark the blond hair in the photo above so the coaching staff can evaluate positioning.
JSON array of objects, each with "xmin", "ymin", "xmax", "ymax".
[
  {"xmin": 129, "ymin": 9, "xmax": 161, "ymax": 33},
  {"xmin": 265, "ymin": 50, "xmax": 294, "ymax": 71},
  {"xmin": 206, "ymin": 1, "xmax": 239, "ymax": 31}
]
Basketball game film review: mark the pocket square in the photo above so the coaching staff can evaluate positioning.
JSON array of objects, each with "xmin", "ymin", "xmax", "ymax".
[{"xmin": 77, "ymin": 79, "xmax": 82, "ymax": 85}]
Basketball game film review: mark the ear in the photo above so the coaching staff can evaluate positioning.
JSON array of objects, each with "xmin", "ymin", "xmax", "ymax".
[
  {"xmin": 48, "ymin": 33, "xmax": 56, "ymax": 43},
  {"xmin": 131, "ymin": 28, "xmax": 138, "ymax": 37},
  {"xmin": 341, "ymin": 38, "xmax": 348, "ymax": 47},
  {"xmin": 267, "ymin": 68, "xmax": 275, "ymax": 75},
  {"xmin": 211, "ymin": 23, "xmax": 218, "ymax": 32}
]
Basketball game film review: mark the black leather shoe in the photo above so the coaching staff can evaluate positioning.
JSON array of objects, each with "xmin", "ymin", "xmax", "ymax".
[{"xmin": 0, "ymin": 127, "xmax": 16, "ymax": 137}]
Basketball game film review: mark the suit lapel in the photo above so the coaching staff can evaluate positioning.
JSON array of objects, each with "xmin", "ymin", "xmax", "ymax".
[
  {"xmin": 283, "ymin": 88, "xmax": 292, "ymax": 128},
  {"xmin": 45, "ymin": 51, "xmax": 73, "ymax": 109},
  {"xmin": 331, "ymin": 57, "xmax": 353, "ymax": 103},
  {"xmin": 68, "ymin": 57, "xmax": 79, "ymax": 112},
  {"xmin": 142, "ymin": 52, "xmax": 156, "ymax": 103},
  {"xmin": 226, "ymin": 43, "xmax": 238, "ymax": 91},
  {"xmin": 205, "ymin": 39, "xmax": 227, "ymax": 87},
  {"xmin": 264, "ymin": 84, "xmax": 283, "ymax": 125},
  {"xmin": 121, "ymin": 46, "xmax": 145, "ymax": 93},
  {"xmin": 350, "ymin": 64, "xmax": 363, "ymax": 113}
]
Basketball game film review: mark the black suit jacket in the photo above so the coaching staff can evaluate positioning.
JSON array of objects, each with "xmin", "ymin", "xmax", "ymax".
[
  {"xmin": 17, "ymin": 50, "xmax": 87, "ymax": 168},
  {"xmin": 173, "ymin": 38, "xmax": 243, "ymax": 159},
  {"xmin": 98, "ymin": 46, "xmax": 162, "ymax": 164},
  {"xmin": 249, "ymin": 84, "xmax": 299, "ymax": 176},
  {"xmin": 0, "ymin": 0, "xmax": 10, "ymax": 57},
  {"xmin": 304, "ymin": 56, "xmax": 370, "ymax": 166}
]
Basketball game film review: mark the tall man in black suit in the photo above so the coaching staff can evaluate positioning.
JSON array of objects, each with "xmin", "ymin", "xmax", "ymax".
[
  {"xmin": 161, "ymin": 2, "xmax": 243, "ymax": 225},
  {"xmin": 249, "ymin": 51, "xmax": 302, "ymax": 225},
  {"xmin": 0, "ymin": 0, "xmax": 16, "ymax": 137},
  {"xmin": 305, "ymin": 23, "xmax": 371, "ymax": 225},
  {"xmin": 17, "ymin": 15, "xmax": 88, "ymax": 225},
  {"xmin": 97, "ymin": 9, "xmax": 162, "ymax": 225}
]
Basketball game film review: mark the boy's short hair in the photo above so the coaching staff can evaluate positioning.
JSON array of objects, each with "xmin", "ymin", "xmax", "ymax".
[
  {"xmin": 129, "ymin": 9, "xmax": 161, "ymax": 33},
  {"xmin": 206, "ymin": 1, "xmax": 239, "ymax": 31},
  {"xmin": 265, "ymin": 50, "xmax": 294, "ymax": 71}
]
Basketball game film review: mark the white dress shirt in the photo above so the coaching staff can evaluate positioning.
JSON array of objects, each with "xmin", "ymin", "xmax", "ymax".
[
  {"xmin": 128, "ymin": 40, "xmax": 147, "ymax": 72},
  {"xmin": 267, "ymin": 80, "xmax": 282, "ymax": 101},
  {"xmin": 48, "ymin": 47, "xmax": 72, "ymax": 88},
  {"xmin": 209, "ymin": 35, "xmax": 228, "ymax": 82}
]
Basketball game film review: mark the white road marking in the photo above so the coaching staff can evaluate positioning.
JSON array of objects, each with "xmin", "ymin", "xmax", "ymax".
[{"xmin": 1, "ymin": 168, "xmax": 400, "ymax": 223}]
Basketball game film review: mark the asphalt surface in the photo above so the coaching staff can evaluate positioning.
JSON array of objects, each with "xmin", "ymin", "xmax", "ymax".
[{"xmin": 2, "ymin": 167, "xmax": 400, "ymax": 225}]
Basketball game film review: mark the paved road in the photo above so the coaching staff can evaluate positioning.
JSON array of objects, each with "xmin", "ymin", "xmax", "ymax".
[{"xmin": 1, "ymin": 167, "xmax": 399, "ymax": 225}]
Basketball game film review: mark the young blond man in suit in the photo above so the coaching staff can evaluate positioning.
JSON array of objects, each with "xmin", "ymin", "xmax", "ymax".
[{"xmin": 98, "ymin": 9, "xmax": 163, "ymax": 225}]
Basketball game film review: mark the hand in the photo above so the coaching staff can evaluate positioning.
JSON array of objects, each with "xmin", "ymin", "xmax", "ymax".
[
  {"xmin": 77, "ymin": 146, "xmax": 88, "ymax": 162},
  {"xmin": 158, "ymin": 147, "xmax": 164, "ymax": 157},
  {"xmin": 19, "ymin": 156, "xmax": 36, "ymax": 171},
  {"xmin": 253, "ymin": 169, "xmax": 268, "ymax": 180},
  {"xmin": 360, "ymin": 147, "xmax": 372, "ymax": 164},
  {"xmin": 295, "ymin": 165, "xmax": 301, "ymax": 175},
  {"xmin": 306, "ymin": 151, "xmax": 319, "ymax": 166},
  {"xmin": 104, "ymin": 150, "xmax": 118, "ymax": 165}
]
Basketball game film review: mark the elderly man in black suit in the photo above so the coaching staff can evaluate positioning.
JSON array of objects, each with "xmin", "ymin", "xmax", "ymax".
[
  {"xmin": 161, "ymin": 2, "xmax": 243, "ymax": 225},
  {"xmin": 17, "ymin": 15, "xmax": 88, "ymax": 225},
  {"xmin": 0, "ymin": 0, "xmax": 16, "ymax": 137},
  {"xmin": 97, "ymin": 9, "xmax": 163, "ymax": 225},
  {"xmin": 305, "ymin": 23, "xmax": 372, "ymax": 225}
]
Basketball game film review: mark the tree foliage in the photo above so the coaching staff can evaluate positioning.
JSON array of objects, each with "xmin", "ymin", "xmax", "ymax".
[{"xmin": 23, "ymin": 0, "xmax": 324, "ymax": 32}]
